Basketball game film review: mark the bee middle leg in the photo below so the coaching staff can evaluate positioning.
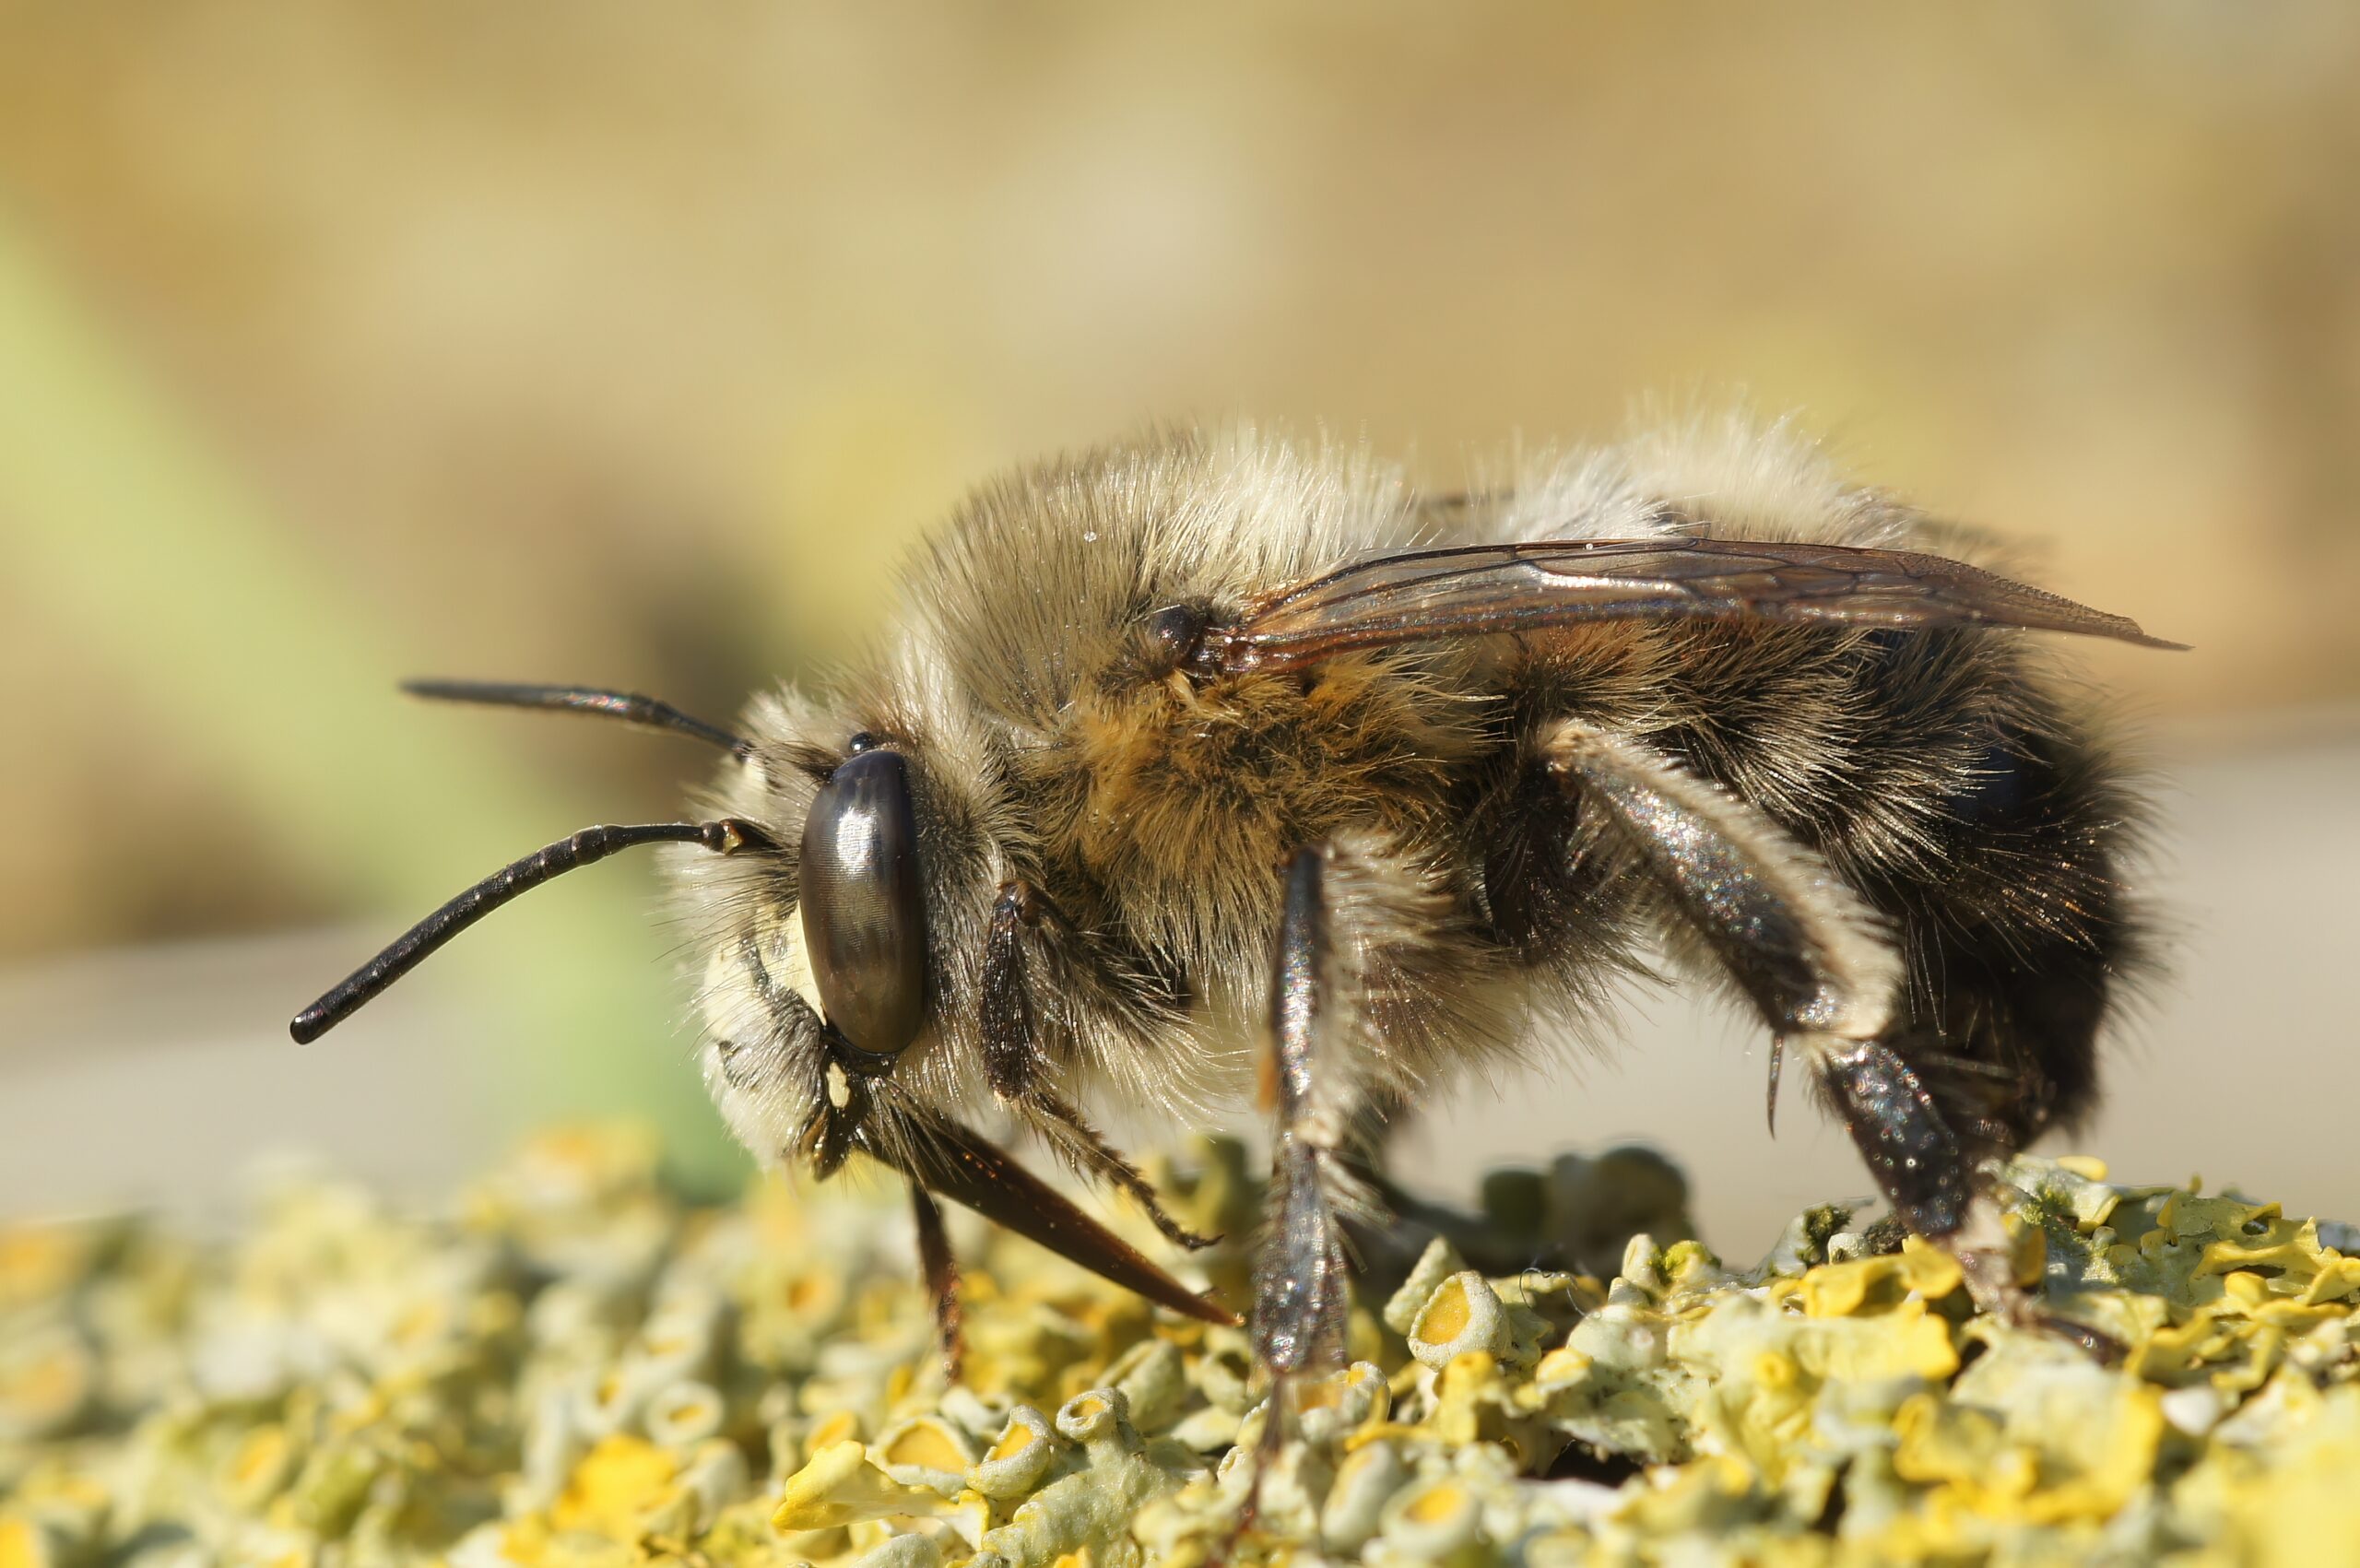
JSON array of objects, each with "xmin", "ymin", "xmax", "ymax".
[
  {"xmin": 1542, "ymin": 719, "xmax": 2036, "ymax": 1320},
  {"xmin": 1252, "ymin": 845, "xmax": 1358, "ymax": 1383},
  {"xmin": 1209, "ymin": 843, "xmax": 1363, "ymax": 1552}
]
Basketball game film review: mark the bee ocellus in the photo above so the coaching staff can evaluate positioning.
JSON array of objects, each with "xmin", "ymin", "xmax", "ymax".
[{"xmin": 293, "ymin": 416, "xmax": 2176, "ymax": 1386}]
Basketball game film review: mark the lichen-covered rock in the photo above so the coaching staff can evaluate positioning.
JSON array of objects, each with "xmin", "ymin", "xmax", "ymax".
[{"xmin": 4, "ymin": 1132, "xmax": 2358, "ymax": 1566}]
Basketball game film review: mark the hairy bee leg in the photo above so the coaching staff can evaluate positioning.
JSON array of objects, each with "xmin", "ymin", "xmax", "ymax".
[
  {"xmin": 1023, "ymin": 1086, "xmax": 1222, "ymax": 1250},
  {"xmin": 1216, "ymin": 846, "xmax": 1360, "ymax": 1559},
  {"xmin": 978, "ymin": 879, "xmax": 1215, "ymax": 1249},
  {"xmin": 1544, "ymin": 719, "xmax": 2119, "ymax": 1351},
  {"xmin": 909, "ymin": 1183, "xmax": 963, "ymax": 1381},
  {"xmin": 1253, "ymin": 846, "xmax": 1353, "ymax": 1379},
  {"xmin": 1543, "ymin": 723, "xmax": 2003, "ymax": 1267},
  {"xmin": 979, "ymin": 881, "xmax": 1054, "ymax": 1100},
  {"xmin": 1542, "ymin": 720, "xmax": 1902, "ymax": 1047}
]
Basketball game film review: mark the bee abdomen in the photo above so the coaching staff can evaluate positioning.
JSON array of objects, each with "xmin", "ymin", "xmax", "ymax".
[
  {"xmin": 1545, "ymin": 619, "xmax": 2142, "ymax": 1150},
  {"xmin": 1719, "ymin": 630, "xmax": 2139, "ymax": 1147}
]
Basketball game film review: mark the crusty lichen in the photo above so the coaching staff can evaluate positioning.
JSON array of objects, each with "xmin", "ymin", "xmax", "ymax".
[{"xmin": 4, "ymin": 1129, "xmax": 2357, "ymax": 1567}]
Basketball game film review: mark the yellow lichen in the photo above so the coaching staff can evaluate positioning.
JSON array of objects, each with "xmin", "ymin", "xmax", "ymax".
[
  {"xmin": 773, "ymin": 1443, "xmax": 950, "ymax": 1533},
  {"xmin": 551, "ymin": 1434, "xmax": 679, "ymax": 1538},
  {"xmin": 6, "ymin": 1131, "xmax": 2360, "ymax": 1566}
]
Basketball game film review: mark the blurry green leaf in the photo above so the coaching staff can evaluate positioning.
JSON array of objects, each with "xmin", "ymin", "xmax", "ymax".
[{"xmin": 0, "ymin": 212, "xmax": 741, "ymax": 1192}]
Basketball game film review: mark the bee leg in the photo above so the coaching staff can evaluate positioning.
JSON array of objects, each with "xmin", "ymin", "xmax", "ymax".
[
  {"xmin": 1543, "ymin": 720, "xmax": 2025, "ymax": 1316},
  {"xmin": 909, "ymin": 1182, "xmax": 963, "ymax": 1381},
  {"xmin": 1544, "ymin": 720, "xmax": 1902, "ymax": 1056},
  {"xmin": 980, "ymin": 879, "xmax": 1217, "ymax": 1250},
  {"xmin": 1254, "ymin": 846, "xmax": 1356, "ymax": 1380},
  {"xmin": 1024, "ymin": 1087, "xmax": 1222, "ymax": 1250},
  {"xmin": 1813, "ymin": 1038, "xmax": 2012, "ymax": 1310},
  {"xmin": 978, "ymin": 881, "xmax": 1057, "ymax": 1102},
  {"xmin": 1214, "ymin": 845, "xmax": 1363, "ymax": 1555}
]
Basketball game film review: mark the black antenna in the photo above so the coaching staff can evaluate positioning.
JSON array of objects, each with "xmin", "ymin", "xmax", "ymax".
[
  {"xmin": 291, "ymin": 818, "xmax": 772, "ymax": 1043},
  {"xmin": 402, "ymin": 680, "xmax": 754, "ymax": 760}
]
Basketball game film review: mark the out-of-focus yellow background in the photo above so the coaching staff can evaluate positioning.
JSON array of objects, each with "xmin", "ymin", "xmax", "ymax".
[{"xmin": 3, "ymin": 5, "xmax": 2355, "ymax": 1246}]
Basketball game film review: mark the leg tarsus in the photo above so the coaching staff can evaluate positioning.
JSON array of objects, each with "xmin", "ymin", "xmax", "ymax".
[
  {"xmin": 1897, "ymin": 1161, "xmax": 2124, "ymax": 1364},
  {"xmin": 1818, "ymin": 1041, "xmax": 2117, "ymax": 1356},
  {"xmin": 1816, "ymin": 1040, "xmax": 1973, "ymax": 1240},
  {"xmin": 1945, "ymin": 1189, "xmax": 2029, "ymax": 1321},
  {"xmin": 1024, "ymin": 1084, "xmax": 1222, "ymax": 1252},
  {"xmin": 2036, "ymin": 1315, "xmax": 2127, "ymax": 1365},
  {"xmin": 1206, "ymin": 1373, "xmax": 1290, "ymax": 1568},
  {"xmin": 1817, "ymin": 1036, "xmax": 2065, "ymax": 1336},
  {"xmin": 909, "ymin": 1183, "xmax": 963, "ymax": 1383},
  {"xmin": 1253, "ymin": 1138, "xmax": 1348, "ymax": 1373},
  {"xmin": 1250, "ymin": 848, "xmax": 1352, "ymax": 1378}
]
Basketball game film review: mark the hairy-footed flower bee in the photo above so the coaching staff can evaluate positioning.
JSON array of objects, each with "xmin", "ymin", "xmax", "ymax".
[{"xmin": 295, "ymin": 414, "xmax": 2176, "ymax": 1387}]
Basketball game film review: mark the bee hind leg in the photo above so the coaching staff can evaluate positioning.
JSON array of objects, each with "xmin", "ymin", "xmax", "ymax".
[
  {"xmin": 1544, "ymin": 719, "xmax": 2090, "ymax": 1340},
  {"xmin": 1813, "ymin": 1038, "xmax": 2012, "ymax": 1314}
]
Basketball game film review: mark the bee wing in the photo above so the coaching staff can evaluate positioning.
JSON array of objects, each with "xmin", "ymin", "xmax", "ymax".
[{"xmin": 1206, "ymin": 537, "xmax": 2183, "ymax": 673}]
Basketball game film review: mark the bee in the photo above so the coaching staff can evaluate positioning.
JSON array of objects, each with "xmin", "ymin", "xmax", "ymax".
[{"xmin": 293, "ymin": 415, "xmax": 2176, "ymax": 1385}]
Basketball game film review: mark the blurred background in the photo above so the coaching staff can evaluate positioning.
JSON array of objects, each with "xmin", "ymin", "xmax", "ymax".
[{"xmin": 3, "ymin": 2, "xmax": 2355, "ymax": 1256}]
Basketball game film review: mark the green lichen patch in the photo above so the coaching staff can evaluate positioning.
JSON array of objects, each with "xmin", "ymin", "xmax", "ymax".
[{"xmin": 4, "ymin": 1135, "xmax": 2356, "ymax": 1566}]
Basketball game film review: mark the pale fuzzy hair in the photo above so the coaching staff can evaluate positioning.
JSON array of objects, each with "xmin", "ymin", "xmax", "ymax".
[{"xmin": 665, "ymin": 416, "xmax": 2144, "ymax": 1193}]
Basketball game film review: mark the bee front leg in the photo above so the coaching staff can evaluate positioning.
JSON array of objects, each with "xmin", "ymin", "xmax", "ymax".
[
  {"xmin": 909, "ymin": 1183, "xmax": 963, "ymax": 1381},
  {"xmin": 1543, "ymin": 720, "xmax": 2036, "ymax": 1325},
  {"xmin": 980, "ymin": 880, "xmax": 1218, "ymax": 1249}
]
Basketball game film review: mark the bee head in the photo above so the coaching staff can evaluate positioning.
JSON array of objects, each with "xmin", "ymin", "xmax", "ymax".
[
  {"xmin": 686, "ymin": 718, "xmax": 946, "ymax": 1174},
  {"xmin": 291, "ymin": 678, "xmax": 1234, "ymax": 1328}
]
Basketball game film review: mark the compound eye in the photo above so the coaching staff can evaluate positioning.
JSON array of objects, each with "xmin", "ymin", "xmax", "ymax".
[{"xmin": 798, "ymin": 748, "xmax": 929, "ymax": 1057}]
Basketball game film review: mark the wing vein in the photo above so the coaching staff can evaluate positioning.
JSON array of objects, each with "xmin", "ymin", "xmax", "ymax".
[{"xmin": 1209, "ymin": 536, "xmax": 2181, "ymax": 673}]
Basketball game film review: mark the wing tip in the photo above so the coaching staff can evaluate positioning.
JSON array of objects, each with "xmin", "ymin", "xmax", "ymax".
[{"xmin": 2090, "ymin": 616, "xmax": 2188, "ymax": 652}]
